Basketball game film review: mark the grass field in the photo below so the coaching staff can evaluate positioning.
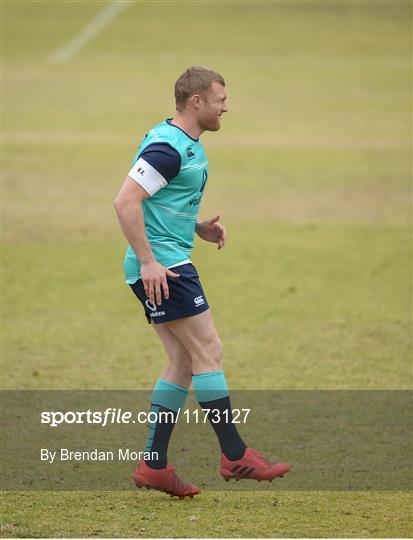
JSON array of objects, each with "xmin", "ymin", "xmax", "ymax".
[{"xmin": 2, "ymin": 0, "xmax": 412, "ymax": 537}]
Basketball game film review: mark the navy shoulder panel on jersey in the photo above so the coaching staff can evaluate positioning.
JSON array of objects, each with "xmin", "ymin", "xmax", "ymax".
[{"xmin": 139, "ymin": 142, "xmax": 181, "ymax": 182}]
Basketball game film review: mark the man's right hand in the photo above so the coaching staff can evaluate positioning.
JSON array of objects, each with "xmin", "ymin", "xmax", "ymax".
[{"xmin": 140, "ymin": 260, "xmax": 180, "ymax": 306}]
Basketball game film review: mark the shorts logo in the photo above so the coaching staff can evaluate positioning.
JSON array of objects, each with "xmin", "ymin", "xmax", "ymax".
[
  {"xmin": 145, "ymin": 299, "xmax": 165, "ymax": 317},
  {"xmin": 145, "ymin": 299, "xmax": 157, "ymax": 312},
  {"xmin": 194, "ymin": 295, "xmax": 205, "ymax": 307}
]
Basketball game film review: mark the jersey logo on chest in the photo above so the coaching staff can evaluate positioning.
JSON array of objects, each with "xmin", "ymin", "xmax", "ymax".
[
  {"xmin": 186, "ymin": 145, "xmax": 196, "ymax": 160},
  {"xmin": 189, "ymin": 170, "xmax": 208, "ymax": 206}
]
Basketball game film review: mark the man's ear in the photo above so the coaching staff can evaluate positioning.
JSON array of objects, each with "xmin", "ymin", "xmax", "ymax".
[{"xmin": 191, "ymin": 93, "xmax": 201, "ymax": 108}]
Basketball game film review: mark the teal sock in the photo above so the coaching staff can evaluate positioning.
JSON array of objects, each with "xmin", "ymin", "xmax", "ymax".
[
  {"xmin": 192, "ymin": 370, "xmax": 229, "ymax": 402},
  {"xmin": 192, "ymin": 370, "xmax": 246, "ymax": 460},
  {"xmin": 144, "ymin": 377, "xmax": 188, "ymax": 469}
]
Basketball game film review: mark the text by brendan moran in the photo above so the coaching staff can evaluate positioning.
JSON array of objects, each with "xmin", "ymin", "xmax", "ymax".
[{"xmin": 40, "ymin": 448, "xmax": 158, "ymax": 464}]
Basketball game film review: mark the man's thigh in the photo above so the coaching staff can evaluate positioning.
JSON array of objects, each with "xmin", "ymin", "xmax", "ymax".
[
  {"xmin": 165, "ymin": 309, "xmax": 222, "ymax": 367},
  {"xmin": 152, "ymin": 322, "xmax": 192, "ymax": 365}
]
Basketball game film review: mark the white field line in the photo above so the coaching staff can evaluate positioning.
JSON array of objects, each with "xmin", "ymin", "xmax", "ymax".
[{"xmin": 49, "ymin": 0, "xmax": 133, "ymax": 64}]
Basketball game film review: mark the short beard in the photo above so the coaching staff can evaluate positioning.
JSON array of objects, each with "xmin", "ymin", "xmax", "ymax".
[{"xmin": 199, "ymin": 118, "xmax": 220, "ymax": 132}]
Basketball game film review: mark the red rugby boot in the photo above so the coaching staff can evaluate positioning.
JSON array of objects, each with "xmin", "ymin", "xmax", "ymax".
[
  {"xmin": 133, "ymin": 460, "xmax": 200, "ymax": 498},
  {"xmin": 220, "ymin": 448, "xmax": 290, "ymax": 482}
]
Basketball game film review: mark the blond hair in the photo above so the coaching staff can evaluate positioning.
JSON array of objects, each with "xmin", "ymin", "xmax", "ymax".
[{"xmin": 174, "ymin": 66, "xmax": 225, "ymax": 111}]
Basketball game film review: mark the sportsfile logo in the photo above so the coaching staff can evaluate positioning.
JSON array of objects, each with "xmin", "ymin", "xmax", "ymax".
[
  {"xmin": 194, "ymin": 295, "xmax": 205, "ymax": 307},
  {"xmin": 145, "ymin": 299, "xmax": 165, "ymax": 317}
]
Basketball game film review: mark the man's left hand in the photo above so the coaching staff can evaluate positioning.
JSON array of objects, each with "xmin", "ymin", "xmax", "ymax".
[{"xmin": 196, "ymin": 215, "xmax": 227, "ymax": 250}]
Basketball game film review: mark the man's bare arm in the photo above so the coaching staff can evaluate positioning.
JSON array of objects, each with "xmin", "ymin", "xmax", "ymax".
[
  {"xmin": 114, "ymin": 177, "xmax": 179, "ymax": 305},
  {"xmin": 114, "ymin": 177, "xmax": 154, "ymax": 262}
]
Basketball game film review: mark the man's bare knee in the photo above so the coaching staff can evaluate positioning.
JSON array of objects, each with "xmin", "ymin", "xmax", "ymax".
[
  {"xmin": 166, "ymin": 364, "xmax": 192, "ymax": 386},
  {"xmin": 192, "ymin": 336, "xmax": 223, "ymax": 372},
  {"xmin": 168, "ymin": 348, "xmax": 192, "ymax": 373},
  {"xmin": 153, "ymin": 323, "xmax": 194, "ymax": 387},
  {"xmin": 162, "ymin": 353, "xmax": 193, "ymax": 387},
  {"xmin": 169, "ymin": 346, "xmax": 192, "ymax": 366},
  {"xmin": 212, "ymin": 337, "xmax": 223, "ymax": 366}
]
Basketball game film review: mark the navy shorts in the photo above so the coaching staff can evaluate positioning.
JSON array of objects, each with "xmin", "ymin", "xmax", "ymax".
[{"xmin": 129, "ymin": 263, "xmax": 209, "ymax": 324}]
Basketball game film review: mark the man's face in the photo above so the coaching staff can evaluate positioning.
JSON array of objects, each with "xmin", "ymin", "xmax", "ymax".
[{"xmin": 196, "ymin": 82, "xmax": 228, "ymax": 132}]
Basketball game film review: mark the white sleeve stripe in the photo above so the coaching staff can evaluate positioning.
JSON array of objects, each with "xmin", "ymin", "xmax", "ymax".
[{"xmin": 128, "ymin": 157, "xmax": 168, "ymax": 196}]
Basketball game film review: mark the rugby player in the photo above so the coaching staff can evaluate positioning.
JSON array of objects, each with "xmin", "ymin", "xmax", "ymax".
[{"xmin": 114, "ymin": 66, "xmax": 290, "ymax": 498}]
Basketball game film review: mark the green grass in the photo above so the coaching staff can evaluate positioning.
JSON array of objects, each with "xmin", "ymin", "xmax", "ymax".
[
  {"xmin": 2, "ymin": 0, "xmax": 411, "ymax": 537},
  {"xmin": 2, "ymin": 492, "xmax": 412, "ymax": 538},
  {"xmin": 3, "ymin": 223, "xmax": 410, "ymax": 390}
]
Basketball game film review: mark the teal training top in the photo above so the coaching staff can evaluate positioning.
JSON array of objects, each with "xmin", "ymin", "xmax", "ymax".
[{"xmin": 123, "ymin": 119, "xmax": 208, "ymax": 284}]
